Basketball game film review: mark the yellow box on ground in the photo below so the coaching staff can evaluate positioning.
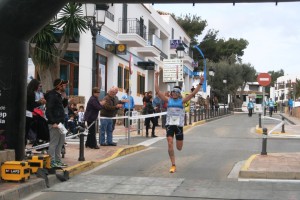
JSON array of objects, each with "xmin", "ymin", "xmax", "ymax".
[
  {"xmin": 1, "ymin": 161, "xmax": 30, "ymax": 182},
  {"xmin": 27, "ymin": 155, "xmax": 51, "ymax": 173}
]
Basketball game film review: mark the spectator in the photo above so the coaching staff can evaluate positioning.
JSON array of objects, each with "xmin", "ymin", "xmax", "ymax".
[
  {"xmin": 153, "ymin": 92, "xmax": 163, "ymax": 126},
  {"xmin": 268, "ymin": 98, "xmax": 275, "ymax": 117},
  {"xmin": 214, "ymin": 96, "xmax": 219, "ymax": 110},
  {"xmin": 122, "ymin": 89, "xmax": 135, "ymax": 127},
  {"xmin": 274, "ymin": 101, "xmax": 278, "ymax": 113},
  {"xmin": 84, "ymin": 87, "xmax": 105, "ymax": 149},
  {"xmin": 112, "ymin": 86, "xmax": 127, "ymax": 130},
  {"xmin": 77, "ymin": 105, "xmax": 85, "ymax": 127},
  {"xmin": 67, "ymin": 114, "xmax": 77, "ymax": 135},
  {"xmin": 142, "ymin": 92, "xmax": 149, "ymax": 108},
  {"xmin": 288, "ymin": 97, "xmax": 293, "ymax": 116},
  {"xmin": 45, "ymin": 78, "xmax": 69, "ymax": 168},
  {"xmin": 25, "ymin": 79, "xmax": 47, "ymax": 144},
  {"xmin": 100, "ymin": 87, "xmax": 123, "ymax": 146},
  {"xmin": 35, "ymin": 83, "xmax": 46, "ymax": 112},
  {"xmin": 205, "ymin": 95, "xmax": 210, "ymax": 110},
  {"xmin": 191, "ymin": 86, "xmax": 195, "ymax": 93},
  {"xmin": 143, "ymin": 95, "xmax": 157, "ymax": 137},
  {"xmin": 247, "ymin": 98, "xmax": 254, "ymax": 117}
]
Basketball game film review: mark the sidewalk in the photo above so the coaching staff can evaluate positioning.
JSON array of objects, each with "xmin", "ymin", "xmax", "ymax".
[
  {"xmin": 0, "ymin": 122, "xmax": 169, "ymax": 199},
  {"xmin": 240, "ymin": 112, "xmax": 300, "ymax": 180}
]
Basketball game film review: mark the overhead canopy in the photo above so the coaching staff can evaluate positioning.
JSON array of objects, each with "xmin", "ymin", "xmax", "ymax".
[{"xmin": 77, "ymin": 0, "xmax": 299, "ymax": 3}]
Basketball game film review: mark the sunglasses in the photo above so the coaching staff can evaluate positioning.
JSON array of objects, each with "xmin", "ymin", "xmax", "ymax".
[{"xmin": 171, "ymin": 88, "xmax": 181, "ymax": 94}]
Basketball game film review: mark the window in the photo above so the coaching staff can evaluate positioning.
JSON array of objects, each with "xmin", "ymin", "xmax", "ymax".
[
  {"xmin": 117, "ymin": 65, "xmax": 123, "ymax": 88},
  {"xmin": 137, "ymin": 72, "xmax": 145, "ymax": 95},
  {"xmin": 60, "ymin": 63, "xmax": 78, "ymax": 96},
  {"xmin": 124, "ymin": 67, "xmax": 129, "ymax": 90}
]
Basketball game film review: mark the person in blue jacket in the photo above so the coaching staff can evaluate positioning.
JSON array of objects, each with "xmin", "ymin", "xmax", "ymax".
[
  {"xmin": 247, "ymin": 98, "xmax": 254, "ymax": 117},
  {"xmin": 268, "ymin": 98, "xmax": 275, "ymax": 117},
  {"xmin": 288, "ymin": 97, "xmax": 293, "ymax": 116}
]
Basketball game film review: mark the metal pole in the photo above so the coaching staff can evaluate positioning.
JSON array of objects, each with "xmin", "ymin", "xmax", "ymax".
[
  {"xmin": 189, "ymin": 111, "xmax": 192, "ymax": 125},
  {"xmin": 184, "ymin": 112, "xmax": 187, "ymax": 126},
  {"xmin": 78, "ymin": 133, "xmax": 85, "ymax": 161},
  {"xmin": 261, "ymin": 128, "xmax": 268, "ymax": 155},
  {"xmin": 91, "ymin": 29, "xmax": 96, "ymax": 88},
  {"xmin": 258, "ymin": 113, "xmax": 262, "ymax": 128},
  {"xmin": 137, "ymin": 118, "xmax": 141, "ymax": 135},
  {"xmin": 194, "ymin": 109, "xmax": 197, "ymax": 123},
  {"xmin": 281, "ymin": 116, "xmax": 285, "ymax": 133}
]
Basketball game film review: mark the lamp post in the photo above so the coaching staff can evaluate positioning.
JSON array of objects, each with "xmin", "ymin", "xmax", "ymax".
[
  {"xmin": 208, "ymin": 67, "xmax": 215, "ymax": 110},
  {"xmin": 175, "ymin": 43, "xmax": 185, "ymax": 87},
  {"xmin": 223, "ymin": 79, "xmax": 227, "ymax": 112},
  {"xmin": 84, "ymin": 4, "xmax": 109, "ymax": 87}
]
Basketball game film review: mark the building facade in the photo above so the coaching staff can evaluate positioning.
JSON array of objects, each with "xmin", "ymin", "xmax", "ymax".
[{"xmin": 77, "ymin": 3, "xmax": 195, "ymax": 107}]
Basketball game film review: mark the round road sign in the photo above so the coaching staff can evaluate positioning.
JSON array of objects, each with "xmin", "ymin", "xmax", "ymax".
[{"xmin": 257, "ymin": 73, "xmax": 271, "ymax": 86}]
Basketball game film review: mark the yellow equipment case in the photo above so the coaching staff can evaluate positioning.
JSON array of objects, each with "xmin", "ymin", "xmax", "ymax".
[
  {"xmin": 1, "ymin": 161, "xmax": 30, "ymax": 182},
  {"xmin": 27, "ymin": 155, "xmax": 51, "ymax": 173}
]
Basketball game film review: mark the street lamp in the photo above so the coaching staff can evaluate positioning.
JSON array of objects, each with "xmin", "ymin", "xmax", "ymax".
[
  {"xmin": 176, "ymin": 43, "xmax": 185, "ymax": 59},
  {"xmin": 175, "ymin": 42, "xmax": 185, "ymax": 86},
  {"xmin": 84, "ymin": 3, "xmax": 109, "ymax": 87},
  {"xmin": 223, "ymin": 79, "xmax": 227, "ymax": 112},
  {"xmin": 208, "ymin": 67, "xmax": 215, "ymax": 109}
]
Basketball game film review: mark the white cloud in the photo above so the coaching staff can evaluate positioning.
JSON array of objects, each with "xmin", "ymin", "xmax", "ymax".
[{"xmin": 154, "ymin": 2, "xmax": 300, "ymax": 75}]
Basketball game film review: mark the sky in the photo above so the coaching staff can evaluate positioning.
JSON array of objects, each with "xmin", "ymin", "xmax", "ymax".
[{"xmin": 153, "ymin": 2, "xmax": 300, "ymax": 76}]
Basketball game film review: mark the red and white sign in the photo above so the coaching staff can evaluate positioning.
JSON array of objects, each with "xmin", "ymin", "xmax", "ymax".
[{"xmin": 257, "ymin": 73, "xmax": 271, "ymax": 86}]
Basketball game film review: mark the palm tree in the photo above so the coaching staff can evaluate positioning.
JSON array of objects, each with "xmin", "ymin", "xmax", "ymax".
[
  {"xmin": 29, "ymin": 23, "xmax": 57, "ymax": 91},
  {"xmin": 53, "ymin": 2, "xmax": 87, "ymax": 79},
  {"xmin": 30, "ymin": 3, "xmax": 87, "ymax": 90}
]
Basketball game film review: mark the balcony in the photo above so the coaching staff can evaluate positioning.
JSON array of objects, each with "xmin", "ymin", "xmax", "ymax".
[
  {"xmin": 135, "ymin": 45, "xmax": 160, "ymax": 57},
  {"xmin": 117, "ymin": 18, "xmax": 147, "ymax": 47}
]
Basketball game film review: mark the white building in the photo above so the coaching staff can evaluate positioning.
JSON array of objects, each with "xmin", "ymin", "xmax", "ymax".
[
  {"xmin": 77, "ymin": 3, "xmax": 195, "ymax": 107},
  {"xmin": 272, "ymin": 74, "xmax": 300, "ymax": 103}
]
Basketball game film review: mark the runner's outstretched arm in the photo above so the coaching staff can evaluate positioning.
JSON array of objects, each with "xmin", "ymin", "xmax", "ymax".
[
  {"xmin": 155, "ymin": 70, "xmax": 168, "ymax": 102},
  {"xmin": 183, "ymin": 76, "xmax": 204, "ymax": 104}
]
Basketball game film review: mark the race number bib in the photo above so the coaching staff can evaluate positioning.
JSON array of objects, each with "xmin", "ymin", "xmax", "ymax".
[{"xmin": 169, "ymin": 116, "xmax": 180, "ymax": 125}]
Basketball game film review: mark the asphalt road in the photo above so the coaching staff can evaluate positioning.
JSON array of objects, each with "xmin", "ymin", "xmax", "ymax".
[{"xmin": 26, "ymin": 113, "xmax": 300, "ymax": 200}]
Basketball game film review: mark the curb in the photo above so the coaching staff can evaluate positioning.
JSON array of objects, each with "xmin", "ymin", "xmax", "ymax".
[
  {"xmin": 279, "ymin": 114, "xmax": 296, "ymax": 125},
  {"xmin": 0, "ymin": 145, "xmax": 147, "ymax": 200},
  {"xmin": 239, "ymin": 153, "xmax": 300, "ymax": 180},
  {"xmin": 64, "ymin": 145, "xmax": 147, "ymax": 177},
  {"xmin": 255, "ymin": 125, "xmax": 284, "ymax": 134}
]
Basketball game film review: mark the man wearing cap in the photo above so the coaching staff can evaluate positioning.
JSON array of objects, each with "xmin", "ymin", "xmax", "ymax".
[{"xmin": 45, "ymin": 78, "xmax": 69, "ymax": 168}]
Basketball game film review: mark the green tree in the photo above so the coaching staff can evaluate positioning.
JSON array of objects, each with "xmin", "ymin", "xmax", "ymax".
[
  {"xmin": 29, "ymin": 3, "xmax": 87, "ymax": 91},
  {"xmin": 296, "ymin": 78, "xmax": 300, "ymax": 100},
  {"xmin": 175, "ymin": 14, "xmax": 207, "ymax": 46},
  {"xmin": 208, "ymin": 61, "xmax": 256, "ymax": 107},
  {"xmin": 197, "ymin": 29, "xmax": 249, "ymax": 63}
]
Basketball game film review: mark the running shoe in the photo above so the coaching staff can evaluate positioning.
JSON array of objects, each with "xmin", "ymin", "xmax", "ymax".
[
  {"xmin": 50, "ymin": 161, "xmax": 59, "ymax": 168},
  {"xmin": 56, "ymin": 160, "xmax": 68, "ymax": 167},
  {"xmin": 169, "ymin": 165, "xmax": 176, "ymax": 173}
]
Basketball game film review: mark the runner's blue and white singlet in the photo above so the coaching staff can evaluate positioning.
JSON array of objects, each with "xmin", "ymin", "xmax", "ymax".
[{"xmin": 166, "ymin": 98, "xmax": 185, "ymax": 127}]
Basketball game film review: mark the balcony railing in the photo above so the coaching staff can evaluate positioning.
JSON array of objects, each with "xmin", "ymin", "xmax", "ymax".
[{"xmin": 118, "ymin": 18, "xmax": 147, "ymax": 41}]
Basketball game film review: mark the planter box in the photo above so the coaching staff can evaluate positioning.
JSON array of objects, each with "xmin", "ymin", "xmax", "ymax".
[
  {"xmin": 0, "ymin": 149, "xmax": 15, "ymax": 180},
  {"xmin": 0, "ymin": 149, "xmax": 15, "ymax": 163}
]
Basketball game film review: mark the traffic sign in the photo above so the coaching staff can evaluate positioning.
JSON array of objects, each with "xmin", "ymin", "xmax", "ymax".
[
  {"xmin": 257, "ymin": 73, "xmax": 271, "ymax": 86},
  {"xmin": 163, "ymin": 59, "xmax": 183, "ymax": 83}
]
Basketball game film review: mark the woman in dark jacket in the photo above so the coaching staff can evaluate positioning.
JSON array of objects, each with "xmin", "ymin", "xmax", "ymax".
[
  {"xmin": 143, "ymin": 95, "xmax": 157, "ymax": 138},
  {"xmin": 84, "ymin": 87, "xmax": 105, "ymax": 149},
  {"xmin": 25, "ymin": 79, "xmax": 46, "ymax": 144}
]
